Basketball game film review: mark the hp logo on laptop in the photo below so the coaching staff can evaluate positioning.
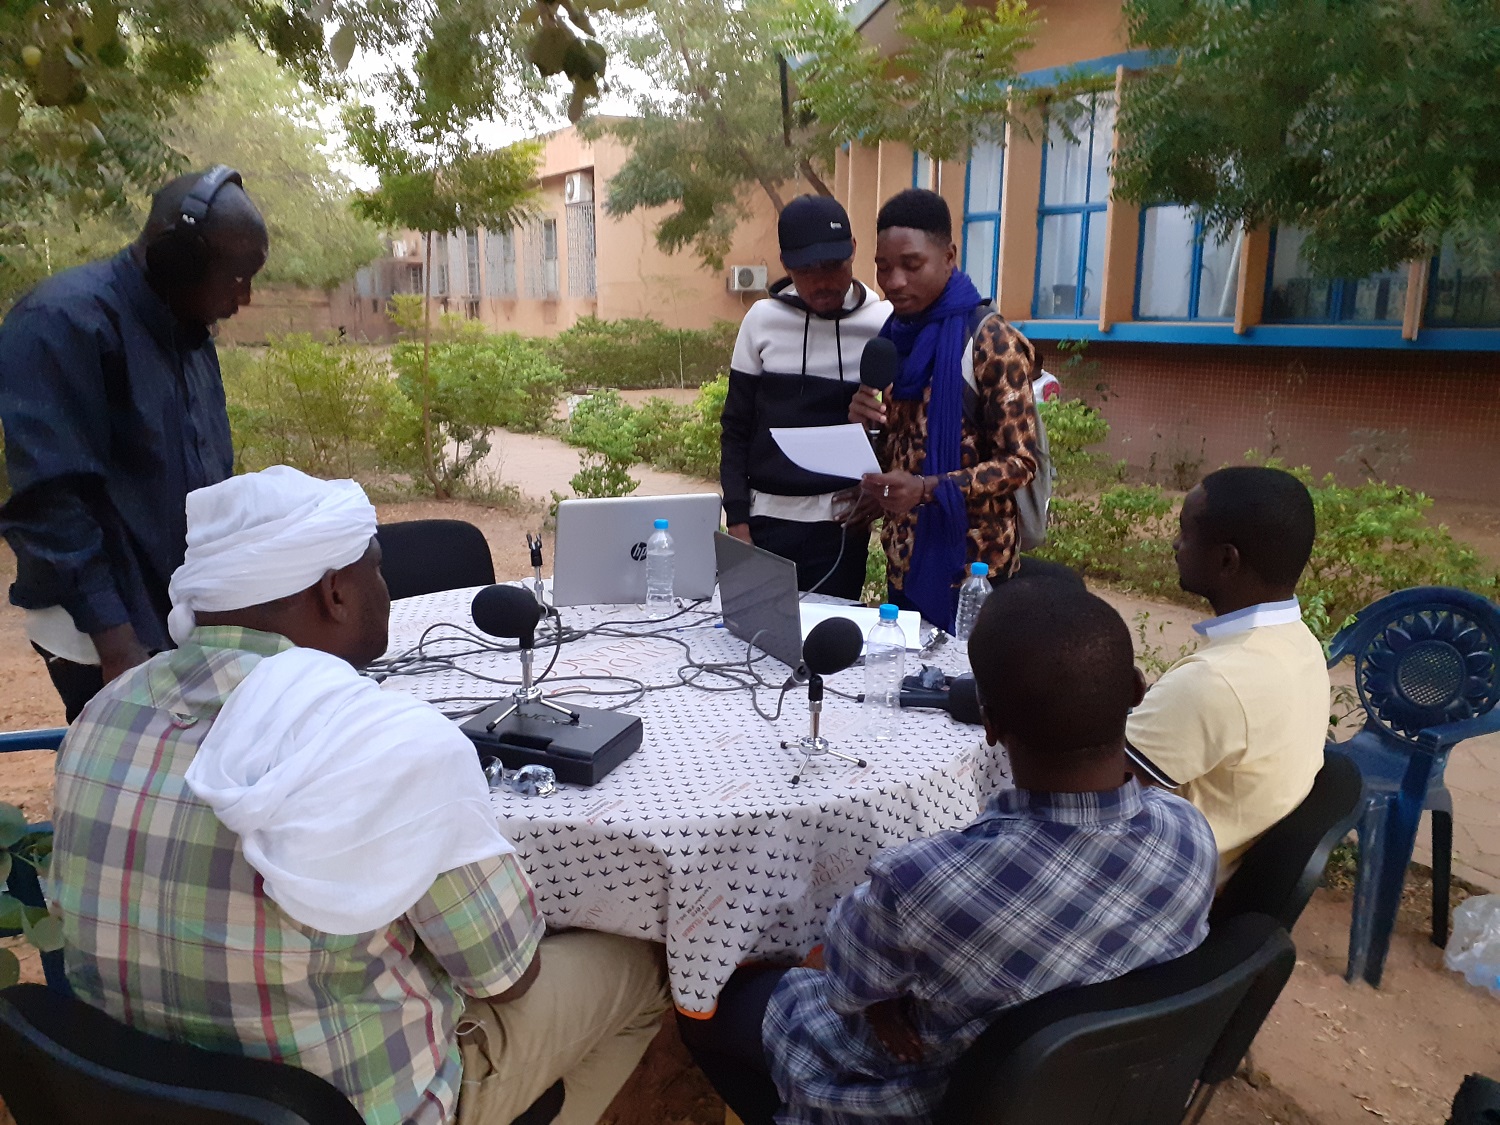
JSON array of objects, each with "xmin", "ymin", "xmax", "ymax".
[{"xmin": 629, "ymin": 541, "xmax": 648, "ymax": 561}]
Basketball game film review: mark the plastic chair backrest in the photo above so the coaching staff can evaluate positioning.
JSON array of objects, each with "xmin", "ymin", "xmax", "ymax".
[
  {"xmin": 1326, "ymin": 587, "xmax": 1500, "ymax": 747},
  {"xmin": 0, "ymin": 729, "xmax": 66, "ymax": 754},
  {"xmin": 939, "ymin": 914, "xmax": 1295, "ymax": 1125},
  {"xmin": 0, "ymin": 984, "xmax": 365, "ymax": 1125},
  {"xmin": 375, "ymin": 519, "xmax": 496, "ymax": 602},
  {"xmin": 1210, "ymin": 752, "xmax": 1364, "ymax": 931}
]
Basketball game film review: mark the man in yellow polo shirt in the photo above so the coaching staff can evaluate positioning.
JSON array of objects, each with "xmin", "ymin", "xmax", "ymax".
[{"xmin": 1126, "ymin": 466, "xmax": 1329, "ymax": 884}]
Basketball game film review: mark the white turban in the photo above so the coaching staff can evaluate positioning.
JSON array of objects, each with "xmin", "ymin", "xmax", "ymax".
[{"xmin": 168, "ymin": 465, "xmax": 378, "ymax": 645}]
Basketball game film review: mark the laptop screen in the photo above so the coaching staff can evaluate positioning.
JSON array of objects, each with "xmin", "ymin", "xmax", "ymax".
[{"xmin": 714, "ymin": 532, "xmax": 804, "ymax": 669}]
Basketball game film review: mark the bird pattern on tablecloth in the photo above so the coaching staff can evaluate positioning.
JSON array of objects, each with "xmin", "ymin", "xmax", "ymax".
[{"xmin": 382, "ymin": 590, "xmax": 1011, "ymax": 1012}]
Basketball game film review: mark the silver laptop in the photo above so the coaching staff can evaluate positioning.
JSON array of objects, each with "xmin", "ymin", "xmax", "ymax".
[
  {"xmin": 554, "ymin": 494, "xmax": 722, "ymax": 607},
  {"xmin": 714, "ymin": 532, "xmax": 805, "ymax": 669}
]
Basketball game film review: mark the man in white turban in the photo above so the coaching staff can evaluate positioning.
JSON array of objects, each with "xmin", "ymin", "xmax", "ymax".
[{"xmin": 50, "ymin": 466, "xmax": 669, "ymax": 1125}]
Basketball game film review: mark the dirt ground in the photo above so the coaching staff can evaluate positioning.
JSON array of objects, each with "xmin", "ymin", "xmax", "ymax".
[{"xmin": 2, "ymin": 496, "xmax": 1498, "ymax": 1125}]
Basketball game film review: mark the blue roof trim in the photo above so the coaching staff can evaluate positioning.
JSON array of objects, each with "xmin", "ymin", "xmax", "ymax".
[
  {"xmin": 1013, "ymin": 320, "xmax": 1500, "ymax": 352},
  {"xmin": 1018, "ymin": 50, "xmax": 1172, "ymax": 87}
]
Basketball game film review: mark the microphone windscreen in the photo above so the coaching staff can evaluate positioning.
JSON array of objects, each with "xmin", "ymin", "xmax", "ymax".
[
  {"xmin": 801, "ymin": 617, "xmax": 864, "ymax": 677},
  {"xmin": 947, "ymin": 674, "xmax": 982, "ymax": 726},
  {"xmin": 859, "ymin": 337, "xmax": 899, "ymax": 391},
  {"xmin": 471, "ymin": 584, "xmax": 542, "ymax": 646}
]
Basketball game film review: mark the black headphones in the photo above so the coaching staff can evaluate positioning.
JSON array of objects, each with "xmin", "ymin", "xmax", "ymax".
[{"xmin": 144, "ymin": 165, "xmax": 245, "ymax": 287}]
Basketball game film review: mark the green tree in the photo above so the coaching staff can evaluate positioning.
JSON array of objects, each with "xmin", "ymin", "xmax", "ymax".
[
  {"xmin": 585, "ymin": 0, "xmax": 832, "ymax": 270},
  {"xmin": 780, "ymin": 0, "xmax": 1038, "ymax": 164},
  {"xmin": 1, "ymin": 39, "xmax": 384, "ymax": 304},
  {"xmin": 348, "ymin": 91, "xmax": 540, "ymax": 498},
  {"xmin": 1112, "ymin": 0, "xmax": 1500, "ymax": 277}
]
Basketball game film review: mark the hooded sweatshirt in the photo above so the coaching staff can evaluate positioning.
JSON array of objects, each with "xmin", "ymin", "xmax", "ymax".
[{"xmin": 720, "ymin": 279, "xmax": 892, "ymax": 526}]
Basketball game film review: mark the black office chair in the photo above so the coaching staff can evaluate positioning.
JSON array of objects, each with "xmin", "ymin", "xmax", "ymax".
[
  {"xmin": 0, "ymin": 982, "xmax": 365, "ymax": 1125},
  {"xmin": 1210, "ymin": 751, "xmax": 1365, "ymax": 932},
  {"xmin": 940, "ymin": 913, "xmax": 1296, "ymax": 1125},
  {"xmin": 0, "ymin": 984, "xmax": 566, "ymax": 1125},
  {"xmin": 376, "ymin": 519, "xmax": 495, "ymax": 601}
]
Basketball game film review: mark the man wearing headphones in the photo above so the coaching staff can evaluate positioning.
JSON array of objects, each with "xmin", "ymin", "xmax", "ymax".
[{"xmin": 0, "ymin": 168, "xmax": 268, "ymax": 720}]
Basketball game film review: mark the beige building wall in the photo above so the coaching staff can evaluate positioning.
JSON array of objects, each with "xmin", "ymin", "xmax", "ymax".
[{"xmin": 458, "ymin": 125, "xmax": 788, "ymax": 337}]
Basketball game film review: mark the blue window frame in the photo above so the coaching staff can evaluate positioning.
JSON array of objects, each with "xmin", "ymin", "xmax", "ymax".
[
  {"xmin": 912, "ymin": 150, "xmax": 935, "ymax": 190},
  {"xmin": 960, "ymin": 136, "xmax": 1004, "ymax": 301},
  {"xmin": 1135, "ymin": 206, "xmax": 1241, "ymax": 320},
  {"xmin": 1264, "ymin": 227, "xmax": 1408, "ymax": 324},
  {"xmin": 1426, "ymin": 240, "xmax": 1500, "ymax": 327},
  {"xmin": 1033, "ymin": 94, "xmax": 1113, "ymax": 320}
]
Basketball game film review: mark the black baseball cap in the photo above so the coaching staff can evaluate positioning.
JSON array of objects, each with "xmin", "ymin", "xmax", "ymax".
[{"xmin": 779, "ymin": 195, "xmax": 855, "ymax": 269}]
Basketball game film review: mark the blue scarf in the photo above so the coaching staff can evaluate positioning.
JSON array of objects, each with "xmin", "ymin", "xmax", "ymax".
[{"xmin": 878, "ymin": 270, "xmax": 984, "ymax": 634}]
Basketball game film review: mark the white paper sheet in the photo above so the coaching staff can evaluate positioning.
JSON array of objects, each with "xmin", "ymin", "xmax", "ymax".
[
  {"xmin": 770, "ymin": 424, "xmax": 881, "ymax": 480},
  {"xmin": 799, "ymin": 603, "xmax": 925, "ymax": 652}
]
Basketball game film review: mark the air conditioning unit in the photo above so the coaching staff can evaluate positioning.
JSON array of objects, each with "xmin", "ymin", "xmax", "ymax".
[
  {"xmin": 728, "ymin": 265, "xmax": 768, "ymax": 293},
  {"xmin": 564, "ymin": 172, "xmax": 593, "ymax": 204}
]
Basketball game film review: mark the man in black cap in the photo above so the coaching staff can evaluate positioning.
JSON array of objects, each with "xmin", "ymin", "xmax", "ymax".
[{"xmin": 720, "ymin": 194, "xmax": 891, "ymax": 599}]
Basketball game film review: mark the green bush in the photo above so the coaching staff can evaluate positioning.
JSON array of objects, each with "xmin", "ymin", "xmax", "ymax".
[
  {"xmin": 223, "ymin": 336, "xmax": 419, "ymax": 479},
  {"xmin": 390, "ymin": 326, "xmax": 567, "ymax": 493},
  {"xmin": 561, "ymin": 377, "xmax": 726, "ymax": 484},
  {"xmin": 546, "ymin": 316, "xmax": 738, "ymax": 390},
  {"xmin": 1036, "ymin": 484, "xmax": 1180, "ymax": 598},
  {"xmin": 1038, "ymin": 399, "xmax": 1122, "ymax": 495}
]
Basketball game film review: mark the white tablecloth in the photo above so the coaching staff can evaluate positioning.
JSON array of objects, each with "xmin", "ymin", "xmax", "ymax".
[{"xmin": 381, "ymin": 588, "xmax": 1011, "ymax": 1012}]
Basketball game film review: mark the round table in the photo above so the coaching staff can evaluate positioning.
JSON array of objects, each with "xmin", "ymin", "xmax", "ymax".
[{"xmin": 380, "ymin": 587, "xmax": 1012, "ymax": 1013}]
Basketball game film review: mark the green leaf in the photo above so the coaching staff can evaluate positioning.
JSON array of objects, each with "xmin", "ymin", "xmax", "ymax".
[
  {"xmin": 0, "ymin": 89, "xmax": 18, "ymax": 138},
  {"xmin": 0, "ymin": 852, "xmax": 10, "ymax": 885},
  {"xmin": 329, "ymin": 25, "xmax": 356, "ymax": 72},
  {"xmin": 0, "ymin": 805, "xmax": 28, "ymax": 849},
  {"xmin": 24, "ymin": 916, "xmax": 63, "ymax": 954},
  {"xmin": 528, "ymin": 25, "xmax": 575, "ymax": 76},
  {"xmin": 0, "ymin": 949, "xmax": 18, "ymax": 989},
  {"xmin": 0, "ymin": 894, "xmax": 24, "ymax": 932}
]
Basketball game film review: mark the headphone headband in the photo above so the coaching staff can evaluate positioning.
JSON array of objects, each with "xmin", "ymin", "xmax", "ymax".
[{"xmin": 178, "ymin": 165, "xmax": 244, "ymax": 230}]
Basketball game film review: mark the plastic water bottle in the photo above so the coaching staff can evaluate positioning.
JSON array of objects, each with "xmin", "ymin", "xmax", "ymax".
[
  {"xmin": 864, "ymin": 603, "xmax": 906, "ymax": 741},
  {"xmin": 954, "ymin": 562, "xmax": 992, "ymax": 642},
  {"xmin": 645, "ymin": 518, "xmax": 675, "ymax": 618}
]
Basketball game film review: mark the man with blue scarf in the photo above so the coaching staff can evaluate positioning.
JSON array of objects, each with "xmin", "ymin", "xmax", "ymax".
[{"xmin": 847, "ymin": 190, "xmax": 1042, "ymax": 634}]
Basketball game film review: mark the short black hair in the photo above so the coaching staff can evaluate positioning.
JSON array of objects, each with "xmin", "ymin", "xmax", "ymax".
[
  {"xmin": 968, "ymin": 578, "xmax": 1137, "ymax": 758},
  {"xmin": 1196, "ymin": 466, "xmax": 1316, "ymax": 586},
  {"xmin": 876, "ymin": 188, "xmax": 951, "ymax": 241}
]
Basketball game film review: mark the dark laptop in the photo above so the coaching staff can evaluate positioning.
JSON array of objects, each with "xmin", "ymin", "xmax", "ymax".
[{"xmin": 714, "ymin": 532, "xmax": 804, "ymax": 669}]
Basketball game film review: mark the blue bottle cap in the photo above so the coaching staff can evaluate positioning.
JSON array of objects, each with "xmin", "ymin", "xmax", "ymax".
[
  {"xmin": 970, "ymin": 562, "xmax": 989, "ymax": 576},
  {"xmin": 878, "ymin": 603, "xmax": 899, "ymax": 621},
  {"xmin": 654, "ymin": 519, "xmax": 668, "ymax": 529}
]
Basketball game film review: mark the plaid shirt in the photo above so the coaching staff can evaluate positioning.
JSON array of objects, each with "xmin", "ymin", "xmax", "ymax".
[
  {"xmin": 763, "ymin": 780, "xmax": 1217, "ymax": 1125},
  {"xmin": 51, "ymin": 626, "xmax": 544, "ymax": 1125}
]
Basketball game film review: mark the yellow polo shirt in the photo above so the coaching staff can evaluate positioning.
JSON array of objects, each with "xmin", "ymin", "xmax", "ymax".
[{"xmin": 1126, "ymin": 601, "xmax": 1330, "ymax": 884}]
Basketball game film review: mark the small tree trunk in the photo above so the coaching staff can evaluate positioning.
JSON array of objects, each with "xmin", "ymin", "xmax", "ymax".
[{"xmin": 421, "ymin": 231, "xmax": 445, "ymax": 499}]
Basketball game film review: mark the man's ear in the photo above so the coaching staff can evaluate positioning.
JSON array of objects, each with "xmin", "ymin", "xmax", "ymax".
[
  {"xmin": 1131, "ymin": 666, "xmax": 1147, "ymax": 709},
  {"xmin": 980, "ymin": 702, "xmax": 1006, "ymax": 749},
  {"xmin": 1219, "ymin": 542, "xmax": 1242, "ymax": 578},
  {"xmin": 315, "ymin": 568, "xmax": 350, "ymax": 624}
]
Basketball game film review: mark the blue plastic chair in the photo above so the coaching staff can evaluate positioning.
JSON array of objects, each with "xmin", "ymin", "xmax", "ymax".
[
  {"xmin": 0, "ymin": 728, "xmax": 68, "ymax": 993},
  {"xmin": 1325, "ymin": 587, "xmax": 1500, "ymax": 987}
]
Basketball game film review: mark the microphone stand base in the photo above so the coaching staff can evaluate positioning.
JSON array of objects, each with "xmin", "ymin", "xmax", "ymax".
[{"xmin": 781, "ymin": 735, "xmax": 868, "ymax": 785}]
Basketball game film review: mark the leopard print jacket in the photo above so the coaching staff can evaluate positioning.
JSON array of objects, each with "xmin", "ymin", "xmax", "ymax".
[{"xmin": 877, "ymin": 314, "xmax": 1040, "ymax": 592}]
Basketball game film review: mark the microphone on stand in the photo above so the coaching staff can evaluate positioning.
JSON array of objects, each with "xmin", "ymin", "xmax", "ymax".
[
  {"xmin": 782, "ymin": 617, "xmax": 868, "ymax": 784},
  {"xmin": 471, "ymin": 584, "xmax": 578, "ymax": 728},
  {"xmin": 859, "ymin": 337, "xmax": 898, "ymax": 443}
]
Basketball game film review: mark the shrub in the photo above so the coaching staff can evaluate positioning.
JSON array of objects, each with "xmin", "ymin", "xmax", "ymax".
[
  {"xmin": 546, "ymin": 316, "xmax": 738, "ymax": 389},
  {"xmin": 390, "ymin": 327, "xmax": 567, "ymax": 494},
  {"xmin": 223, "ymin": 336, "xmax": 419, "ymax": 479},
  {"xmin": 1038, "ymin": 399, "xmax": 1121, "ymax": 495},
  {"xmin": 561, "ymin": 377, "xmax": 726, "ymax": 484},
  {"xmin": 1036, "ymin": 484, "xmax": 1180, "ymax": 599}
]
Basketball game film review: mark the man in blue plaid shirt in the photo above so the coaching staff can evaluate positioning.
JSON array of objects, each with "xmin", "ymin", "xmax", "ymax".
[{"xmin": 680, "ymin": 578, "xmax": 1218, "ymax": 1125}]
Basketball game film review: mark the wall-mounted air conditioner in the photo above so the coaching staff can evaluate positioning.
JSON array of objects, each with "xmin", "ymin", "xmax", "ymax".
[
  {"xmin": 728, "ymin": 265, "xmax": 768, "ymax": 293},
  {"xmin": 564, "ymin": 172, "xmax": 594, "ymax": 204}
]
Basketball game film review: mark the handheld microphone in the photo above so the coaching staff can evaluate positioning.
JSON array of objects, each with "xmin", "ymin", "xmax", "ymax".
[
  {"xmin": 783, "ymin": 617, "xmax": 868, "ymax": 783},
  {"xmin": 470, "ymin": 584, "xmax": 575, "ymax": 729},
  {"xmin": 897, "ymin": 672, "xmax": 983, "ymax": 726},
  {"xmin": 858, "ymin": 338, "xmax": 898, "ymax": 441}
]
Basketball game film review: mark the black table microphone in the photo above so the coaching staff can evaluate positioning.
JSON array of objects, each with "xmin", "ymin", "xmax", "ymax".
[
  {"xmin": 470, "ymin": 584, "xmax": 575, "ymax": 727},
  {"xmin": 897, "ymin": 672, "xmax": 983, "ymax": 726},
  {"xmin": 783, "ymin": 617, "xmax": 868, "ymax": 784},
  {"xmin": 859, "ymin": 337, "xmax": 899, "ymax": 441}
]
